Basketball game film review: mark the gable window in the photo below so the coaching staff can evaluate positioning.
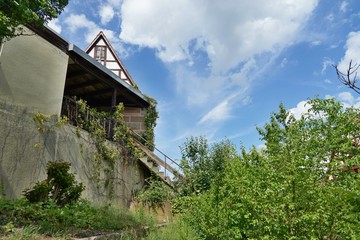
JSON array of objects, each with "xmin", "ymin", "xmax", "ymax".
[{"xmin": 95, "ymin": 46, "xmax": 106, "ymax": 65}]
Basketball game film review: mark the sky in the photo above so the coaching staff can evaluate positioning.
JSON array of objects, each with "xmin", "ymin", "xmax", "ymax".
[{"xmin": 49, "ymin": 0, "xmax": 360, "ymax": 161}]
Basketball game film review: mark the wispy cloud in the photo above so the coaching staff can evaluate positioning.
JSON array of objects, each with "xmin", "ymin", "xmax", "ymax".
[
  {"xmin": 99, "ymin": 5, "xmax": 115, "ymax": 25},
  {"xmin": 198, "ymin": 98, "xmax": 233, "ymax": 125},
  {"xmin": 340, "ymin": 1, "xmax": 349, "ymax": 13},
  {"xmin": 321, "ymin": 57, "xmax": 335, "ymax": 74},
  {"xmin": 62, "ymin": 13, "xmax": 128, "ymax": 56},
  {"xmin": 47, "ymin": 19, "xmax": 62, "ymax": 33}
]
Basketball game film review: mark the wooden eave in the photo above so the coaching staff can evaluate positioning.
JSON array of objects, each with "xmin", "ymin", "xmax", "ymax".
[{"xmin": 66, "ymin": 44, "xmax": 149, "ymax": 108}]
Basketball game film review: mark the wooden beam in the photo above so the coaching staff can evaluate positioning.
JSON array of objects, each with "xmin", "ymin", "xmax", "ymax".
[
  {"xmin": 66, "ymin": 69, "xmax": 87, "ymax": 79},
  {"xmin": 112, "ymin": 88, "xmax": 117, "ymax": 109},
  {"xmin": 66, "ymin": 79, "xmax": 101, "ymax": 91}
]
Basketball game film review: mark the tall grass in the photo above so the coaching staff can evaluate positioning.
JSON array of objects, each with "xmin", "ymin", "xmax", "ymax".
[
  {"xmin": 145, "ymin": 218, "xmax": 201, "ymax": 240},
  {"xmin": 0, "ymin": 198, "xmax": 154, "ymax": 238}
]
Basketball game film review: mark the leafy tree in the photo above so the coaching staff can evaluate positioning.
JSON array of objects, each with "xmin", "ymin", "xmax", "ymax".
[
  {"xmin": 177, "ymin": 137, "xmax": 234, "ymax": 196},
  {"xmin": 183, "ymin": 98, "xmax": 360, "ymax": 239},
  {"xmin": 0, "ymin": 0, "xmax": 68, "ymax": 40}
]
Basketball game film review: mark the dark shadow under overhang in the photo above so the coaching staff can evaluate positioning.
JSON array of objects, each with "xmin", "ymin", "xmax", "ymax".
[{"xmin": 65, "ymin": 44, "xmax": 149, "ymax": 109}]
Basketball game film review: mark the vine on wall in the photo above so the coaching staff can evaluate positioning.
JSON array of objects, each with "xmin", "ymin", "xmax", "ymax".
[
  {"xmin": 32, "ymin": 96, "xmax": 158, "ymax": 201},
  {"xmin": 142, "ymin": 96, "xmax": 158, "ymax": 151}
]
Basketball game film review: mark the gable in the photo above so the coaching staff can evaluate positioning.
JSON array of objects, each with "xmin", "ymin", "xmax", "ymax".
[{"xmin": 86, "ymin": 32, "xmax": 136, "ymax": 87}]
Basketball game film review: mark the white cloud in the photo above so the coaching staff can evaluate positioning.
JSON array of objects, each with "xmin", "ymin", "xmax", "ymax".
[
  {"xmin": 199, "ymin": 91, "xmax": 251, "ymax": 125},
  {"xmin": 337, "ymin": 91, "xmax": 360, "ymax": 108},
  {"xmin": 289, "ymin": 100, "xmax": 311, "ymax": 120},
  {"xmin": 108, "ymin": 0, "xmax": 123, "ymax": 6},
  {"xmin": 324, "ymin": 79, "xmax": 332, "ymax": 84},
  {"xmin": 63, "ymin": 14, "xmax": 127, "ymax": 55},
  {"xmin": 99, "ymin": 5, "xmax": 115, "ymax": 25},
  {"xmin": 120, "ymin": 0, "xmax": 319, "ymax": 74},
  {"xmin": 321, "ymin": 57, "xmax": 334, "ymax": 74},
  {"xmin": 63, "ymin": 14, "xmax": 96, "ymax": 35},
  {"xmin": 47, "ymin": 19, "xmax": 62, "ymax": 33},
  {"xmin": 118, "ymin": 0, "xmax": 319, "ymax": 125},
  {"xmin": 338, "ymin": 31, "xmax": 360, "ymax": 73},
  {"xmin": 340, "ymin": 1, "xmax": 348, "ymax": 13},
  {"xmin": 311, "ymin": 40, "xmax": 322, "ymax": 46},
  {"xmin": 280, "ymin": 58, "xmax": 288, "ymax": 68},
  {"xmin": 291, "ymin": 92, "xmax": 360, "ymax": 121},
  {"xmin": 326, "ymin": 14, "xmax": 334, "ymax": 21},
  {"xmin": 199, "ymin": 99, "xmax": 232, "ymax": 125}
]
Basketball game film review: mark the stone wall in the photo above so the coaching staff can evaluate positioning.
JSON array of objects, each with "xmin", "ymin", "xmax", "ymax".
[
  {"xmin": 123, "ymin": 107, "xmax": 147, "ymax": 135},
  {"xmin": 0, "ymin": 101, "xmax": 150, "ymax": 207}
]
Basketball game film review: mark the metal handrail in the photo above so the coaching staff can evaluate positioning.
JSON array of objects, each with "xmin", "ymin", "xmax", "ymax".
[
  {"xmin": 129, "ymin": 128, "xmax": 181, "ymax": 169},
  {"xmin": 61, "ymin": 96, "xmax": 182, "ymax": 180}
]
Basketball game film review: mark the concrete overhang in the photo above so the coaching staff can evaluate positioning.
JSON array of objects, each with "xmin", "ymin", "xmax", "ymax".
[{"xmin": 27, "ymin": 25, "xmax": 150, "ymax": 109}]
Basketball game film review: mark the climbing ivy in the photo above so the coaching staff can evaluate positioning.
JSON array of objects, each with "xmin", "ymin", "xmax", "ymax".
[
  {"xmin": 32, "ymin": 96, "xmax": 158, "ymax": 201},
  {"xmin": 74, "ymin": 99, "xmax": 144, "ymax": 199},
  {"xmin": 142, "ymin": 96, "xmax": 158, "ymax": 151}
]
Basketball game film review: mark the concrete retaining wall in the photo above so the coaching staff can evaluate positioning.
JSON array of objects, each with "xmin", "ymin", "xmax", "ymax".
[{"xmin": 0, "ymin": 101, "xmax": 149, "ymax": 207}]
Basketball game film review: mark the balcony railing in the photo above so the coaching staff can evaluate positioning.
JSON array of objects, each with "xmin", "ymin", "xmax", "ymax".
[
  {"xmin": 61, "ymin": 96, "xmax": 183, "ymax": 183},
  {"xmin": 61, "ymin": 96, "xmax": 117, "ymax": 140}
]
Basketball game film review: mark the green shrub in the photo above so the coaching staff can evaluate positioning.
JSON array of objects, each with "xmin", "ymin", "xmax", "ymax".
[
  {"xmin": 23, "ymin": 160, "xmax": 84, "ymax": 207},
  {"xmin": 145, "ymin": 218, "xmax": 201, "ymax": 240},
  {"xmin": 137, "ymin": 177, "xmax": 174, "ymax": 209}
]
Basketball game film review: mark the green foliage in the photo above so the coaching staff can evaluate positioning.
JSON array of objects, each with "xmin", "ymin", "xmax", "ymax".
[
  {"xmin": 23, "ymin": 160, "xmax": 84, "ymax": 207},
  {"xmin": 0, "ymin": 0, "xmax": 68, "ymax": 40},
  {"xmin": 177, "ymin": 137, "xmax": 234, "ymax": 196},
  {"xmin": 137, "ymin": 177, "xmax": 174, "ymax": 209},
  {"xmin": 178, "ymin": 98, "xmax": 360, "ymax": 239},
  {"xmin": 145, "ymin": 218, "xmax": 201, "ymax": 240},
  {"xmin": 113, "ymin": 102, "xmax": 140, "ymax": 159},
  {"xmin": 0, "ymin": 225, "xmax": 45, "ymax": 240},
  {"xmin": 32, "ymin": 112, "xmax": 50, "ymax": 133},
  {"xmin": 142, "ymin": 96, "xmax": 159, "ymax": 151},
  {"xmin": 0, "ymin": 198, "xmax": 149, "ymax": 238}
]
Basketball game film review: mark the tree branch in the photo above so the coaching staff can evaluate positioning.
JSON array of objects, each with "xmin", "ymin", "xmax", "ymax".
[{"xmin": 334, "ymin": 60, "xmax": 360, "ymax": 95}]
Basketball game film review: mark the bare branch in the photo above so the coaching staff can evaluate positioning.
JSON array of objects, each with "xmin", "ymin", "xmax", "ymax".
[{"xmin": 334, "ymin": 60, "xmax": 360, "ymax": 95}]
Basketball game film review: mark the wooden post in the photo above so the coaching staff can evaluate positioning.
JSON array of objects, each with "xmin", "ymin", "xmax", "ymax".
[{"xmin": 111, "ymin": 88, "xmax": 117, "ymax": 111}]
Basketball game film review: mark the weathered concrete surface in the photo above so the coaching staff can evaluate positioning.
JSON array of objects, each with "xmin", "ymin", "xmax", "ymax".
[
  {"xmin": 0, "ymin": 27, "xmax": 68, "ymax": 115},
  {"xmin": 0, "ymin": 102, "xmax": 149, "ymax": 207}
]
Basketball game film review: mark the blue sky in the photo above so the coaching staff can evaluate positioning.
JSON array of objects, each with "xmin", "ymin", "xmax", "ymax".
[{"xmin": 49, "ymin": 0, "xmax": 360, "ymax": 161}]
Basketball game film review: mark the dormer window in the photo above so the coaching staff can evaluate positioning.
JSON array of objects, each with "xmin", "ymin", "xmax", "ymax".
[{"xmin": 95, "ymin": 46, "xmax": 106, "ymax": 65}]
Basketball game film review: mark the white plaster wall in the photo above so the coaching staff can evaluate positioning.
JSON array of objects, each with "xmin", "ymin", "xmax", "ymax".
[
  {"xmin": 107, "ymin": 49, "xmax": 115, "ymax": 60},
  {"xmin": 88, "ymin": 48, "xmax": 95, "ymax": 58},
  {"xmin": 97, "ymin": 39, "xmax": 106, "ymax": 45},
  {"xmin": 120, "ymin": 71, "xmax": 127, "ymax": 79},
  {"xmin": 0, "ymin": 27, "xmax": 68, "ymax": 115},
  {"xmin": 106, "ymin": 61, "xmax": 120, "ymax": 69}
]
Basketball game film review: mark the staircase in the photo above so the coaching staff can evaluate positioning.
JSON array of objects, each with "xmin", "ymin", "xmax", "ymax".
[{"xmin": 131, "ymin": 131, "xmax": 183, "ymax": 188}]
